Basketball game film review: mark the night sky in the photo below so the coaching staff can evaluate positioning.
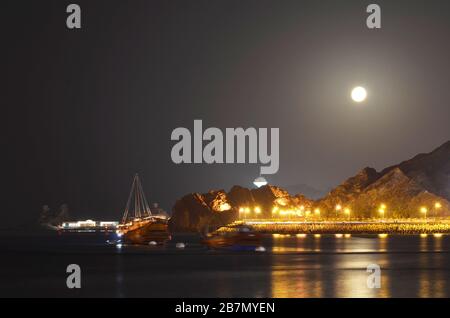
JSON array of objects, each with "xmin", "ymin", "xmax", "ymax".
[{"xmin": 3, "ymin": 0, "xmax": 450, "ymax": 226}]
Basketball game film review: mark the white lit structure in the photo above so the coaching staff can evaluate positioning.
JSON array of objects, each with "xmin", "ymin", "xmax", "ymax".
[
  {"xmin": 253, "ymin": 177, "xmax": 268, "ymax": 188},
  {"xmin": 99, "ymin": 221, "xmax": 119, "ymax": 227},
  {"xmin": 77, "ymin": 219, "xmax": 96, "ymax": 227},
  {"xmin": 61, "ymin": 220, "xmax": 118, "ymax": 230}
]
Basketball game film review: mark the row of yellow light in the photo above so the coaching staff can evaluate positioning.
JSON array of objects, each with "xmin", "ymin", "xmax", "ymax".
[
  {"xmin": 419, "ymin": 202, "xmax": 442, "ymax": 217},
  {"xmin": 335, "ymin": 204, "xmax": 352, "ymax": 215},
  {"xmin": 273, "ymin": 233, "xmax": 352, "ymax": 238},
  {"xmin": 272, "ymin": 206, "xmax": 325, "ymax": 217},
  {"xmin": 238, "ymin": 206, "xmax": 261, "ymax": 215},
  {"xmin": 239, "ymin": 201, "xmax": 443, "ymax": 218},
  {"xmin": 274, "ymin": 206, "xmax": 346, "ymax": 217},
  {"xmin": 273, "ymin": 233, "xmax": 444, "ymax": 238},
  {"xmin": 337, "ymin": 202, "xmax": 443, "ymax": 214},
  {"xmin": 339, "ymin": 202, "xmax": 444, "ymax": 218},
  {"xmin": 377, "ymin": 202, "xmax": 442, "ymax": 218}
]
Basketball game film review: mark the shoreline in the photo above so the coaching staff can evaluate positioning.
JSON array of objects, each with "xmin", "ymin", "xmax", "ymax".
[{"xmin": 218, "ymin": 220, "xmax": 450, "ymax": 235}]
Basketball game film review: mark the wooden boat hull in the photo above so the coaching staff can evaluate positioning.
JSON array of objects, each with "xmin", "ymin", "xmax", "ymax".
[{"xmin": 122, "ymin": 221, "xmax": 171, "ymax": 245}]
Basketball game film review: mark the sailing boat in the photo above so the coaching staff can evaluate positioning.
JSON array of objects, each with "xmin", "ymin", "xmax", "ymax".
[{"xmin": 116, "ymin": 174, "xmax": 171, "ymax": 244}]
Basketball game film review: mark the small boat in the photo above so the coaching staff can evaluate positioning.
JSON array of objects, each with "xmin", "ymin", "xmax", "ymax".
[
  {"xmin": 116, "ymin": 174, "xmax": 171, "ymax": 245},
  {"xmin": 202, "ymin": 225, "xmax": 262, "ymax": 250}
]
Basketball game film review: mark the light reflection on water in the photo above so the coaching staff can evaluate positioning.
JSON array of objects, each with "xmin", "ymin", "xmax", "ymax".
[
  {"xmin": 270, "ymin": 234, "xmax": 381, "ymax": 253},
  {"xmin": 271, "ymin": 269, "xmax": 325, "ymax": 297},
  {"xmin": 268, "ymin": 235, "xmax": 450, "ymax": 298}
]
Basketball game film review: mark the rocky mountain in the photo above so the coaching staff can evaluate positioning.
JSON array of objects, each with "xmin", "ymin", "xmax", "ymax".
[
  {"xmin": 169, "ymin": 140, "xmax": 450, "ymax": 232},
  {"xmin": 317, "ymin": 141, "xmax": 450, "ymax": 218},
  {"xmin": 381, "ymin": 140, "xmax": 450, "ymax": 201}
]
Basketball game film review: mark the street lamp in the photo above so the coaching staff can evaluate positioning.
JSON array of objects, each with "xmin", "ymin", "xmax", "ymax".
[
  {"xmin": 434, "ymin": 202, "xmax": 442, "ymax": 218},
  {"xmin": 335, "ymin": 204, "xmax": 342, "ymax": 219},
  {"xmin": 378, "ymin": 204, "xmax": 386, "ymax": 220},
  {"xmin": 314, "ymin": 208, "xmax": 321, "ymax": 218},
  {"xmin": 244, "ymin": 207, "xmax": 251, "ymax": 220},
  {"xmin": 305, "ymin": 210, "xmax": 311, "ymax": 220},
  {"xmin": 344, "ymin": 208, "xmax": 351, "ymax": 220},
  {"xmin": 272, "ymin": 206, "xmax": 278, "ymax": 218},
  {"xmin": 420, "ymin": 206, "xmax": 428, "ymax": 220},
  {"xmin": 239, "ymin": 207, "xmax": 244, "ymax": 219}
]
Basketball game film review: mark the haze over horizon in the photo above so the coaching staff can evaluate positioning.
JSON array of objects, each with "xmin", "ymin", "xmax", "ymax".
[{"xmin": 3, "ymin": 0, "xmax": 450, "ymax": 225}]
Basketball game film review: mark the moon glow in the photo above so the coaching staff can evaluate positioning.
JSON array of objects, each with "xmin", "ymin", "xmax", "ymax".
[{"xmin": 351, "ymin": 86, "xmax": 367, "ymax": 102}]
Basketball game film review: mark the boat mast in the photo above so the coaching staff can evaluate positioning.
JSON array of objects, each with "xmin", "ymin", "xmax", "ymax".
[{"xmin": 121, "ymin": 173, "xmax": 152, "ymax": 224}]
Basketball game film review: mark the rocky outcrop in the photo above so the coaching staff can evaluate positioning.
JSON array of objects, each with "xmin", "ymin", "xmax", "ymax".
[
  {"xmin": 317, "ymin": 167, "xmax": 380, "ymax": 214},
  {"xmin": 250, "ymin": 185, "xmax": 290, "ymax": 216},
  {"xmin": 227, "ymin": 185, "xmax": 255, "ymax": 207},
  {"xmin": 349, "ymin": 168, "xmax": 448, "ymax": 218},
  {"xmin": 168, "ymin": 191, "xmax": 237, "ymax": 233},
  {"xmin": 169, "ymin": 185, "xmax": 313, "ymax": 232},
  {"xmin": 203, "ymin": 190, "xmax": 230, "ymax": 212}
]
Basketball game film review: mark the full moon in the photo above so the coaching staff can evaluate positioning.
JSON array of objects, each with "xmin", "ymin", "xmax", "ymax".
[{"xmin": 351, "ymin": 86, "xmax": 367, "ymax": 102}]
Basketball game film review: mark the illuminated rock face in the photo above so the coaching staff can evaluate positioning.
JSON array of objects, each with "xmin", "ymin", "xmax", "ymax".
[
  {"xmin": 168, "ymin": 191, "xmax": 236, "ymax": 233},
  {"xmin": 203, "ymin": 190, "xmax": 230, "ymax": 212},
  {"xmin": 169, "ymin": 185, "xmax": 313, "ymax": 233}
]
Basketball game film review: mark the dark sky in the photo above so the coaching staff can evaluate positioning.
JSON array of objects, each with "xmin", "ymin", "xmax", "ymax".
[{"xmin": 3, "ymin": 0, "xmax": 450, "ymax": 225}]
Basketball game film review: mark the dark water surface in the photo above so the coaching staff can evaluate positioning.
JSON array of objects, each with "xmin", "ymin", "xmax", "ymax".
[{"xmin": 1, "ymin": 233, "xmax": 449, "ymax": 297}]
